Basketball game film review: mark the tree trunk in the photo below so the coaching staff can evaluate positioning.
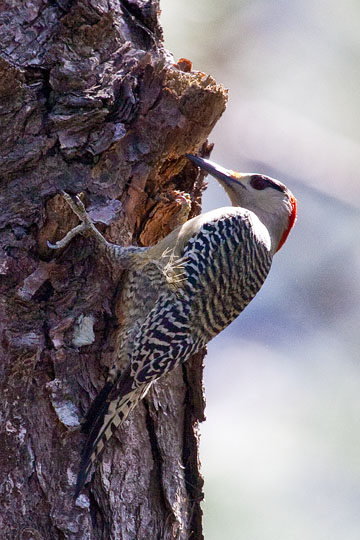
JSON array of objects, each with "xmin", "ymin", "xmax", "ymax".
[{"xmin": 0, "ymin": 2, "xmax": 227, "ymax": 538}]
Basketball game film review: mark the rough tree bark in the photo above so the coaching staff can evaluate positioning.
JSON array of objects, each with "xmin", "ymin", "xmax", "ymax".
[{"xmin": 0, "ymin": 1, "xmax": 227, "ymax": 539}]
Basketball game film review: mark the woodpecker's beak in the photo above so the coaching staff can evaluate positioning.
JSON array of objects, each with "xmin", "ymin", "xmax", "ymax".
[{"xmin": 186, "ymin": 154, "xmax": 246, "ymax": 189}]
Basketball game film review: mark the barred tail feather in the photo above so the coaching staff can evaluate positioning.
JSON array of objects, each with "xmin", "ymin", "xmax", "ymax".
[
  {"xmin": 81, "ymin": 380, "xmax": 114, "ymax": 435},
  {"xmin": 75, "ymin": 392, "xmax": 138, "ymax": 497},
  {"xmin": 74, "ymin": 367, "xmax": 150, "ymax": 498}
]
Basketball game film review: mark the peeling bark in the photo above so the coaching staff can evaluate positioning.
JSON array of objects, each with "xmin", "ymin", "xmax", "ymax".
[{"xmin": 0, "ymin": 1, "xmax": 227, "ymax": 538}]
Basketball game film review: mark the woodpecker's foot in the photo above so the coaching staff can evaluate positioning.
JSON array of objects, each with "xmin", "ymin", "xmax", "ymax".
[
  {"xmin": 48, "ymin": 192, "xmax": 148, "ymax": 270},
  {"xmin": 47, "ymin": 191, "xmax": 109, "ymax": 251}
]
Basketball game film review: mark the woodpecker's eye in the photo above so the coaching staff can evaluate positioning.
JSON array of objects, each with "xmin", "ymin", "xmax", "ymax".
[{"xmin": 250, "ymin": 175, "xmax": 269, "ymax": 190}]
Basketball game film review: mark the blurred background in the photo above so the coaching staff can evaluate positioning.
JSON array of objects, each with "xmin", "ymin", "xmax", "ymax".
[{"xmin": 161, "ymin": 2, "xmax": 360, "ymax": 539}]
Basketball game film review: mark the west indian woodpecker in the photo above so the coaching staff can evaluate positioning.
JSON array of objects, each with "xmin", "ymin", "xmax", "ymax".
[{"xmin": 48, "ymin": 154, "xmax": 297, "ymax": 496}]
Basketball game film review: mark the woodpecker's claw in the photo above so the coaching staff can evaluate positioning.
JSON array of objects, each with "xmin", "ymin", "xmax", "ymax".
[
  {"xmin": 47, "ymin": 239, "xmax": 60, "ymax": 249},
  {"xmin": 61, "ymin": 191, "xmax": 91, "ymax": 225}
]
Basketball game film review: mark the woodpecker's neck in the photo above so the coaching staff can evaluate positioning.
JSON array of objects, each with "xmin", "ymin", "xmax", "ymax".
[
  {"xmin": 245, "ymin": 195, "xmax": 297, "ymax": 255},
  {"xmin": 276, "ymin": 196, "xmax": 297, "ymax": 252}
]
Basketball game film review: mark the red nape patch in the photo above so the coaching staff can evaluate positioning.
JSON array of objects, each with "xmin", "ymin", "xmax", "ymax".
[{"xmin": 276, "ymin": 195, "xmax": 297, "ymax": 252}]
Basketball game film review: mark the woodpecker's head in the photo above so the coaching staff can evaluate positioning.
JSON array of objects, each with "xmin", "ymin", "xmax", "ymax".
[{"xmin": 186, "ymin": 154, "xmax": 297, "ymax": 253}]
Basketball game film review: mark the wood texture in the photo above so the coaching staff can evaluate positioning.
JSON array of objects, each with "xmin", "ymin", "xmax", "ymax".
[{"xmin": 0, "ymin": 1, "xmax": 227, "ymax": 538}]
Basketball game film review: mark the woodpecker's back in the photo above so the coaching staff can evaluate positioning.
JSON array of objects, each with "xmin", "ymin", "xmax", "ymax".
[{"xmin": 183, "ymin": 207, "xmax": 272, "ymax": 344}]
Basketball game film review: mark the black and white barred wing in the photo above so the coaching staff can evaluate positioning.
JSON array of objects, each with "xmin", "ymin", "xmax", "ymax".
[{"xmin": 129, "ymin": 292, "xmax": 198, "ymax": 385}]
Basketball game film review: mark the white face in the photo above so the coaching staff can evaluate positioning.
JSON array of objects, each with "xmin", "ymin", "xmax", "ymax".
[
  {"xmin": 222, "ymin": 173, "xmax": 289, "ymax": 214},
  {"xmin": 218, "ymin": 172, "xmax": 296, "ymax": 253}
]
